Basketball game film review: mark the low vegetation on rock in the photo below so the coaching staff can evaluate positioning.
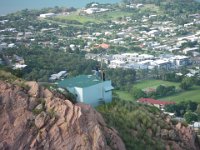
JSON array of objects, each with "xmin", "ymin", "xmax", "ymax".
[{"xmin": 97, "ymin": 99, "xmax": 200, "ymax": 150}]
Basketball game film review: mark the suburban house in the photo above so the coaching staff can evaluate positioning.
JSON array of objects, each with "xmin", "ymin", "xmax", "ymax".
[
  {"xmin": 98, "ymin": 43, "xmax": 110, "ymax": 49},
  {"xmin": 58, "ymin": 75, "xmax": 114, "ymax": 106},
  {"xmin": 109, "ymin": 60, "xmax": 126, "ymax": 68},
  {"xmin": 39, "ymin": 13, "xmax": 56, "ymax": 18},
  {"xmin": 171, "ymin": 55, "xmax": 190, "ymax": 66},
  {"xmin": 83, "ymin": 8, "xmax": 109, "ymax": 14},
  {"xmin": 49, "ymin": 71, "xmax": 67, "ymax": 81},
  {"xmin": 85, "ymin": 53, "xmax": 191, "ymax": 70},
  {"xmin": 183, "ymin": 47, "xmax": 199, "ymax": 54},
  {"xmin": 137, "ymin": 98, "xmax": 175, "ymax": 109},
  {"xmin": 12, "ymin": 55, "xmax": 27, "ymax": 70}
]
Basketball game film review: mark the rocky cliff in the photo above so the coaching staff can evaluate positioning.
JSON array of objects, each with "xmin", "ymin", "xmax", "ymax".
[
  {"xmin": 0, "ymin": 79, "xmax": 199, "ymax": 150},
  {"xmin": 0, "ymin": 81, "xmax": 125, "ymax": 150},
  {"xmin": 98, "ymin": 100, "xmax": 200, "ymax": 150}
]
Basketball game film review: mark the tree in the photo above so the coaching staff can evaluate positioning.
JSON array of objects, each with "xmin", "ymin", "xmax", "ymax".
[
  {"xmin": 184, "ymin": 111, "xmax": 198, "ymax": 124},
  {"xmin": 156, "ymin": 85, "xmax": 166, "ymax": 97},
  {"xmin": 131, "ymin": 87, "xmax": 147, "ymax": 99},
  {"xmin": 196, "ymin": 104, "xmax": 200, "ymax": 120},
  {"xmin": 106, "ymin": 68, "xmax": 136, "ymax": 89},
  {"xmin": 163, "ymin": 72, "xmax": 182, "ymax": 82},
  {"xmin": 164, "ymin": 104, "xmax": 177, "ymax": 113},
  {"xmin": 196, "ymin": 104, "xmax": 200, "ymax": 115},
  {"xmin": 180, "ymin": 77, "xmax": 193, "ymax": 90},
  {"xmin": 186, "ymin": 101, "xmax": 198, "ymax": 112},
  {"xmin": 165, "ymin": 101, "xmax": 198, "ymax": 117},
  {"xmin": 164, "ymin": 103, "xmax": 185, "ymax": 116}
]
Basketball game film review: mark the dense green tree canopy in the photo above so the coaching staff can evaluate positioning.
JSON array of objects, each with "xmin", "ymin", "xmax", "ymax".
[
  {"xmin": 180, "ymin": 77, "xmax": 194, "ymax": 90},
  {"xmin": 184, "ymin": 111, "xmax": 198, "ymax": 124},
  {"xmin": 165, "ymin": 101, "xmax": 198, "ymax": 117}
]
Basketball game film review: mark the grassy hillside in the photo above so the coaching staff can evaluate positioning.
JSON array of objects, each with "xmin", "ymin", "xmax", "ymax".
[{"xmin": 161, "ymin": 85, "xmax": 200, "ymax": 103}]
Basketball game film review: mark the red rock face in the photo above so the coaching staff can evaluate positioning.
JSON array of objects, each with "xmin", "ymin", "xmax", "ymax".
[
  {"xmin": 0, "ymin": 81, "xmax": 125, "ymax": 150},
  {"xmin": 174, "ymin": 122, "xmax": 200, "ymax": 150}
]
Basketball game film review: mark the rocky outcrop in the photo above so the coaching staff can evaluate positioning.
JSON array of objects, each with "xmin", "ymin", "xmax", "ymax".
[
  {"xmin": 0, "ymin": 80, "xmax": 199, "ymax": 150},
  {"xmin": 0, "ymin": 81, "xmax": 125, "ymax": 150},
  {"xmin": 160, "ymin": 117, "xmax": 200, "ymax": 150}
]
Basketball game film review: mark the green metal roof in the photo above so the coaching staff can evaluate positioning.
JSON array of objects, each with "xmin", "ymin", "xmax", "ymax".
[{"xmin": 58, "ymin": 75, "xmax": 104, "ymax": 88}]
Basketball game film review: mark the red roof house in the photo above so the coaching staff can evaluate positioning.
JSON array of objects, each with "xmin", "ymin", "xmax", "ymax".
[
  {"xmin": 95, "ymin": 43, "xmax": 110, "ymax": 49},
  {"xmin": 98, "ymin": 43, "xmax": 110, "ymax": 49},
  {"xmin": 137, "ymin": 98, "xmax": 175, "ymax": 109}
]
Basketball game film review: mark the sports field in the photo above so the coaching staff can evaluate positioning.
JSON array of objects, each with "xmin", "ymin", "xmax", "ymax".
[{"xmin": 55, "ymin": 10, "xmax": 132, "ymax": 24}]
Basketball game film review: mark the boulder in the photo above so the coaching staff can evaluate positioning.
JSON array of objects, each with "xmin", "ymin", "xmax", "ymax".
[{"xmin": 161, "ymin": 129, "xmax": 169, "ymax": 139}]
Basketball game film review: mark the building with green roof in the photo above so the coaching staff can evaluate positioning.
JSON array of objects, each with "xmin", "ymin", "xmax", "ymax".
[{"xmin": 58, "ymin": 75, "xmax": 114, "ymax": 106}]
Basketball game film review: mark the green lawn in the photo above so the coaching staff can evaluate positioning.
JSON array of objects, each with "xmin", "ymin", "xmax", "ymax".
[
  {"xmin": 115, "ymin": 79, "xmax": 180, "ymax": 101},
  {"xmin": 100, "ymin": 11, "xmax": 132, "ymax": 20},
  {"xmin": 115, "ymin": 79, "xmax": 200, "ymax": 103},
  {"xmin": 114, "ymin": 90, "xmax": 133, "ymax": 101},
  {"xmin": 56, "ymin": 12, "xmax": 101, "ymax": 24},
  {"xmin": 140, "ymin": 4, "xmax": 163, "ymax": 14},
  {"xmin": 133, "ymin": 79, "xmax": 180, "ymax": 90},
  {"xmin": 161, "ymin": 86, "xmax": 200, "ymax": 103},
  {"xmin": 55, "ymin": 10, "xmax": 132, "ymax": 24}
]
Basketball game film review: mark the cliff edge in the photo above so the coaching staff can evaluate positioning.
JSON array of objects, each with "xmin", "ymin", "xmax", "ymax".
[{"xmin": 0, "ymin": 81, "xmax": 125, "ymax": 150}]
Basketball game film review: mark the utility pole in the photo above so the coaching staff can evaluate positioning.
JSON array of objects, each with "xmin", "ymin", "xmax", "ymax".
[{"xmin": 100, "ymin": 53, "xmax": 104, "ymax": 101}]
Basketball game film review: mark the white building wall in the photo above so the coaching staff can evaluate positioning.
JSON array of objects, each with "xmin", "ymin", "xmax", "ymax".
[
  {"xmin": 67, "ymin": 81, "xmax": 113, "ymax": 107},
  {"xmin": 104, "ymin": 91, "xmax": 112, "ymax": 103},
  {"xmin": 67, "ymin": 87, "xmax": 75, "ymax": 95},
  {"xmin": 82, "ymin": 84, "xmax": 103, "ymax": 106},
  {"xmin": 74, "ymin": 87, "xmax": 84, "ymax": 102},
  {"xmin": 102, "ymin": 81, "xmax": 113, "ymax": 103}
]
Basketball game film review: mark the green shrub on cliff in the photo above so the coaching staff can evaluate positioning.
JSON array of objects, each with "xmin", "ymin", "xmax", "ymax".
[{"xmin": 97, "ymin": 99, "xmax": 168, "ymax": 150}]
